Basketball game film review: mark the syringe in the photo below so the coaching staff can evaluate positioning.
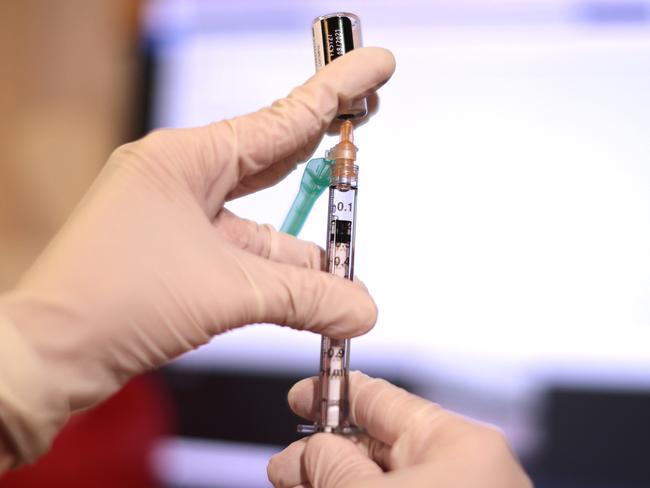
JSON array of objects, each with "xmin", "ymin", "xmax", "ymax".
[
  {"xmin": 298, "ymin": 120, "xmax": 361, "ymax": 434},
  {"xmin": 291, "ymin": 12, "xmax": 366, "ymax": 435}
]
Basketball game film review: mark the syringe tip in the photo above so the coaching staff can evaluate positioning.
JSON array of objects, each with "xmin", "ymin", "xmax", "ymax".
[
  {"xmin": 340, "ymin": 120, "xmax": 354, "ymax": 144},
  {"xmin": 330, "ymin": 120, "xmax": 357, "ymax": 165}
]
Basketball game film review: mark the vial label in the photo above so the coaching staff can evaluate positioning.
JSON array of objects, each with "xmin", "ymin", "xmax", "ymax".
[
  {"xmin": 312, "ymin": 15, "xmax": 356, "ymax": 70},
  {"xmin": 312, "ymin": 23, "xmax": 325, "ymax": 70}
]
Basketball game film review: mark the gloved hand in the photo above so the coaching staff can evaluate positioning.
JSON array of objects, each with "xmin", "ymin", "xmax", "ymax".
[
  {"xmin": 0, "ymin": 47, "xmax": 396, "ymax": 465},
  {"xmin": 268, "ymin": 372, "xmax": 533, "ymax": 488}
]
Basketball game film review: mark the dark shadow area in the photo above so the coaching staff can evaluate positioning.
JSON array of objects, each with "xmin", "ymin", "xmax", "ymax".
[
  {"xmin": 160, "ymin": 367, "xmax": 414, "ymax": 446},
  {"xmin": 529, "ymin": 387, "xmax": 650, "ymax": 488}
]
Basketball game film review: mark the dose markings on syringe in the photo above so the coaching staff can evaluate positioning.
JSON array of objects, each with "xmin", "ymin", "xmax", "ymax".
[
  {"xmin": 328, "ymin": 188, "xmax": 355, "ymax": 277},
  {"xmin": 330, "ymin": 189, "xmax": 355, "ymax": 220},
  {"xmin": 320, "ymin": 186, "xmax": 357, "ymax": 428},
  {"xmin": 321, "ymin": 339, "xmax": 346, "ymax": 427}
]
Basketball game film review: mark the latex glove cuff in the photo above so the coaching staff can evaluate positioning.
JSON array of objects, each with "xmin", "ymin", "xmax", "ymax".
[{"xmin": 0, "ymin": 314, "xmax": 68, "ymax": 464}]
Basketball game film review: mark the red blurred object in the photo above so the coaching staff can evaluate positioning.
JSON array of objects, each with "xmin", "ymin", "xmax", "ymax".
[{"xmin": 1, "ymin": 374, "xmax": 174, "ymax": 488}]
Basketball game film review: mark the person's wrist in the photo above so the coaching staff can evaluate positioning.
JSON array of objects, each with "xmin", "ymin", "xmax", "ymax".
[{"xmin": 0, "ymin": 293, "xmax": 70, "ymax": 464}]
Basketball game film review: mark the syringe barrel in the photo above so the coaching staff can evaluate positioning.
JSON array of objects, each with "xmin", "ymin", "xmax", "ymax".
[{"xmin": 315, "ymin": 179, "xmax": 358, "ymax": 431}]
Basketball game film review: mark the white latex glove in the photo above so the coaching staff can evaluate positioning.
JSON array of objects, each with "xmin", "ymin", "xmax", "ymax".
[
  {"xmin": 268, "ymin": 372, "xmax": 533, "ymax": 488},
  {"xmin": 0, "ymin": 47, "xmax": 395, "ymax": 465}
]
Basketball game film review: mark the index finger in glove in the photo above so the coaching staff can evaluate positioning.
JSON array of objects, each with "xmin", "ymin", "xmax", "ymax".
[
  {"xmin": 206, "ymin": 47, "xmax": 395, "ymax": 200},
  {"xmin": 269, "ymin": 434, "xmax": 382, "ymax": 488},
  {"xmin": 288, "ymin": 372, "xmax": 445, "ymax": 448},
  {"xmin": 227, "ymin": 47, "xmax": 394, "ymax": 175},
  {"xmin": 213, "ymin": 209, "xmax": 325, "ymax": 270},
  {"xmin": 267, "ymin": 438, "xmax": 309, "ymax": 488},
  {"xmin": 268, "ymin": 433, "xmax": 390, "ymax": 488}
]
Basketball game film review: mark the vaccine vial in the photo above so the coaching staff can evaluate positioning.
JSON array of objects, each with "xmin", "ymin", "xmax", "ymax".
[{"xmin": 312, "ymin": 13, "xmax": 367, "ymax": 120}]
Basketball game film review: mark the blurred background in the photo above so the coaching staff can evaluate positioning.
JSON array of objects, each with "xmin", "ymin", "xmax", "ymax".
[{"xmin": 1, "ymin": 0, "xmax": 650, "ymax": 487}]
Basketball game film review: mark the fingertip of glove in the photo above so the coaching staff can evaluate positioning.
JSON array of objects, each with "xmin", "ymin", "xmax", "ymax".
[
  {"xmin": 311, "ymin": 47, "xmax": 396, "ymax": 97},
  {"xmin": 341, "ymin": 47, "xmax": 396, "ymax": 88},
  {"xmin": 302, "ymin": 272, "xmax": 377, "ymax": 339},
  {"xmin": 349, "ymin": 370, "xmax": 371, "ymax": 381},
  {"xmin": 287, "ymin": 377, "xmax": 316, "ymax": 410},
  {"xmin": 348, "ymin": 371, "xmax": 379, "ymax": 394},
  {"xmin": 340, "ymin": 282, "xmax": 378, "ymax": 338},
  {"xmin": 360, "ymin": 46, "xmax": 397, "ymax": 77}
]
